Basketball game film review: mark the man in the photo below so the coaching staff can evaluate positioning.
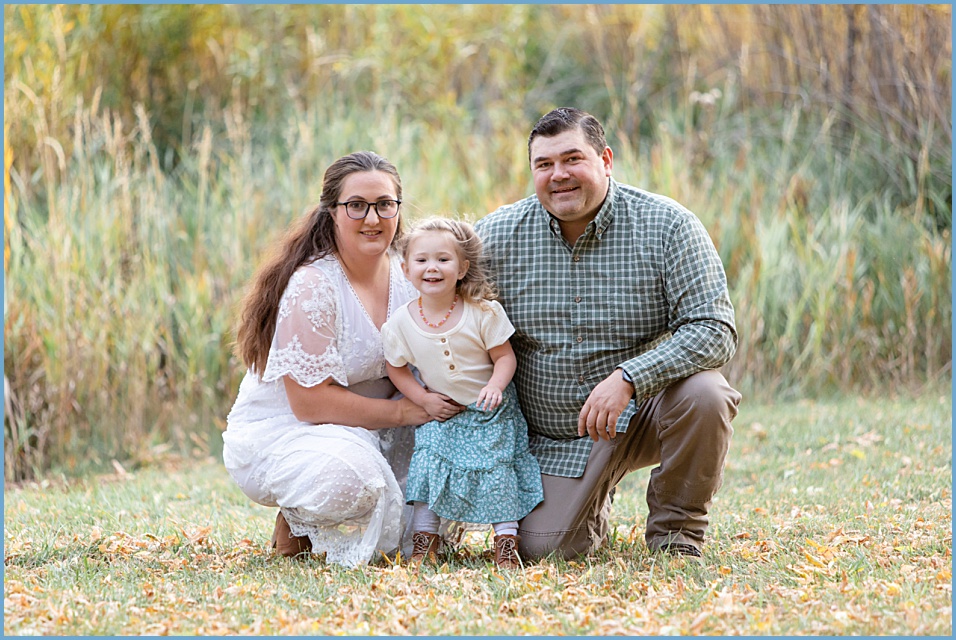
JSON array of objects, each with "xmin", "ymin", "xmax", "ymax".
[{"xmin": 474, "ymin": 107, "xmax": 741, "ymax": 560}]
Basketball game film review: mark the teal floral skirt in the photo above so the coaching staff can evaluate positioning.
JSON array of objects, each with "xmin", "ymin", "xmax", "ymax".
[{"xmin": 405, "ymin": 384, "xmax": 543, "ymax": 524}]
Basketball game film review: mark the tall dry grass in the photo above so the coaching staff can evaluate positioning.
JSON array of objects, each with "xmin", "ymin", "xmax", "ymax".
[
  {"xmin": 5, "ymin": 5, "xmax": 950, "ymax": 209},
  {"xmin": 3, "ymin": 4, "xmax": 951, "ymax": 479}
]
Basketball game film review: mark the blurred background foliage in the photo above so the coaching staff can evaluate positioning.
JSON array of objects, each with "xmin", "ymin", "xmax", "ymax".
[{"xmin": 3, "ymin": 4, "xmax": 951, "ymax": 480}]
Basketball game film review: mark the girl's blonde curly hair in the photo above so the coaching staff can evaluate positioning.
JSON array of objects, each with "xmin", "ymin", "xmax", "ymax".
[{"xmin": 399, "ymin": 217, "xmax": 497, "ymax": 305}]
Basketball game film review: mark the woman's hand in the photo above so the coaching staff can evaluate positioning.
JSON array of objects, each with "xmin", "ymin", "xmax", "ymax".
[
  {"xmin": 476, "ymin": 385, "xmax": 503, "ymax": 412},
  {"xmin": 420, "ymin": 392, "xmax": 464, "ymax": 422},
  {"xmin": 386, "ymin": 363, "xmax": 461, "ymax": 423},
  {"xmin": 397, "ymin": 397, "xmax": 434, "ymax": 427}
]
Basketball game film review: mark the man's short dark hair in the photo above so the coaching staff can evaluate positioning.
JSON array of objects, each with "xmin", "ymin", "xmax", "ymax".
[{"xmin": 528, "ymin": 107, "xmax": 608, "ymax": 163}]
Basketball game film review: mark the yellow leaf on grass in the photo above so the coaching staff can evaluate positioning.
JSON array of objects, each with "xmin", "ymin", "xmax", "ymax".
[{"xmin": 803, "ymin": 551, "xmax": 825, "ymax": 568}]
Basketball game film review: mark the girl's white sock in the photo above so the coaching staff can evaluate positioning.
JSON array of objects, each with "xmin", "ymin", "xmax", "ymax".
[
  {"xmin": 412, "ymin": 502, "xmax": 440, "ymax": 534},
  {"xmin": 493, "ymin": 521, "xmax": 519, "ymax": 537}
]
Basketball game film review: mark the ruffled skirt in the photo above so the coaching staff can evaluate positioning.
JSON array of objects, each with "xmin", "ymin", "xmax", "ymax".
[{"xmin": 405, "ymin": 384, "xmax": 543, "ymax": 523}]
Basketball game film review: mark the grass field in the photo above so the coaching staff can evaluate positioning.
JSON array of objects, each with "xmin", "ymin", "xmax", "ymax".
[{"xmin": 3, "ymin": 390, "xmax": 951, "ymax": 635}]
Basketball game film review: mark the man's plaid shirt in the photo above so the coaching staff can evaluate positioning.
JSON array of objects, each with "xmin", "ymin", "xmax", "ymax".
[{"xmin": 475, "ymin": 179, "xmax": 737, "ymax": 477}]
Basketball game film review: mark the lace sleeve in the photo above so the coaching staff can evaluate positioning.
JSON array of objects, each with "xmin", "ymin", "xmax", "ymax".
[{"xmin": 262, "ymin": 266, "xmax": 348, "ymax": 387}]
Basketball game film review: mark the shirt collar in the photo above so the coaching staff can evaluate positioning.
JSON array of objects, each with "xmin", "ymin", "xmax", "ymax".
[
  {"xmin": 542, "ymin": 178, "xmax": 618, "ymax": 242},
  {"xmin": 593, "ymin": 178, "xmax": 617, "ymax": 239}
]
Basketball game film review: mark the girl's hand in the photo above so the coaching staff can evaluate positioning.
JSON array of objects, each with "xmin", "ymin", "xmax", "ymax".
[
  {"xmin": 476, "ymin": 385, "xmax": 503, "ymax": 412},
  {"xmin": 421, "ymin": 392, "xmax": 464, "ymax": 422}
]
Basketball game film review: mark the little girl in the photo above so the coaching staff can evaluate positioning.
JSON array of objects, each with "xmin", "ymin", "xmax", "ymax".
[{"xmin": 381, "ymin": 217, "xmax": 543, "ymax": 570}]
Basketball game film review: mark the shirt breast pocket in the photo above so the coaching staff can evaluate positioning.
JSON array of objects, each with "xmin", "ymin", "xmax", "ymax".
[{"xmin": 609, "ymin": 274, "xmax": 668, "ymax": 343}]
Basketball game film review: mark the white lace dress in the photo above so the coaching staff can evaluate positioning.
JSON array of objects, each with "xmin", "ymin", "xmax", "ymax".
[{"xmin": 222, "ymin": 254, "xmax": 419, "ymax": 568}]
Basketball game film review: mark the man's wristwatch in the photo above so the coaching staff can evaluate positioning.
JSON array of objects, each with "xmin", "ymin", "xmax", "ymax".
[{"xmin": 621, "ymin": 369, "xmax": 632, "ymax": 383}]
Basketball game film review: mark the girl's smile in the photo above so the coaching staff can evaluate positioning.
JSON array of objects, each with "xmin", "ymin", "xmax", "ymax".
[{"xmin": 403, "ymin": 229, "xmax": 470, "ymax": 315}]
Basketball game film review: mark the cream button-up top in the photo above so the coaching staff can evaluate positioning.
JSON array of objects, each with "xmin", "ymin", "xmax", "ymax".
[{"xmin": 382, "ymin": 299, "xmax": 515, "ymax": 406}]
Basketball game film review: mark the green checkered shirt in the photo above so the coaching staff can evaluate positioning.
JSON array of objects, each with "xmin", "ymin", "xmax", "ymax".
[{"xmin": 475, "ymin": 179, "xmax": 737, "ymax": 478}]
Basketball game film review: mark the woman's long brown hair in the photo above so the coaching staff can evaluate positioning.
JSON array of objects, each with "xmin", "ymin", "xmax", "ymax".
[{"xmin": 234, "ymin": 151, "xmax": 403, "ymax": 375}]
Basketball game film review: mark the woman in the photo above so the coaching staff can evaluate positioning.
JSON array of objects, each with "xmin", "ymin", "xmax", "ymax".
[{"xmin": 223, "ymin": 151, "xmax": 450, "ymax": 567}]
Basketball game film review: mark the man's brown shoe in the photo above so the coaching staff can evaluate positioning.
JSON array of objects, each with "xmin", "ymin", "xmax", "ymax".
[
  {"xmin": 653, "ymin": 542, "xmax": 703, "ymax": 566},
  {"xmin": 408, "ymin": 531, "xmax": 442, "ymax": 566},
  {"xmin": 493, "ymin": 534, "xmax": 522, "ymax": 570},
  {"xmin": 270, "ymin": 510, "xmax": 312, "ymax": 557}
]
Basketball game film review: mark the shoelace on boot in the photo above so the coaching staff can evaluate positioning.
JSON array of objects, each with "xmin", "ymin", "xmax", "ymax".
[
  {"xmin": 496, "ymin": 537, "xmax": 519, "ymax": 562},
  {"xmin": 412, "ymin": 532, "xmax": 437, "ymax": 557}
]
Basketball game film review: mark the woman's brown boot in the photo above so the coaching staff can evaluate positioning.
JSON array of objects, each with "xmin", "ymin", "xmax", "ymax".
[{"xmin": 270, "ymin": 510, "xmax": 312, "ymax": 557}]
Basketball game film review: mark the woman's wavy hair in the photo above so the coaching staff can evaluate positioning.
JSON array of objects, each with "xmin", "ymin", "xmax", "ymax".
[
  {"xmin": 235, "ymin": 151, "xmax": 404, "ymax": 375},
  {"xmin": 399, "ymin": 217, "xmax": 497, "ymax": 306}
]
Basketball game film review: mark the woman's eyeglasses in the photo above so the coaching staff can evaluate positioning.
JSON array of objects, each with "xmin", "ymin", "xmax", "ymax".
[{"xmin": 336, "ymin": 199, "xmax": 402, "ymax": 220}]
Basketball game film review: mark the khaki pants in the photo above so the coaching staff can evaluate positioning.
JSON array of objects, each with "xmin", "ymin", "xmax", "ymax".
[{"xmin": 517, "ymin": 370, "xmax": 741, "ymax": 559}]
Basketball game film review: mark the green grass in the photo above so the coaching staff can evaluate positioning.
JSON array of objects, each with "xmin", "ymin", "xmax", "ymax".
[{"xmin": 4, "ymin": 391, "xmax": 951, "ymax": 635}]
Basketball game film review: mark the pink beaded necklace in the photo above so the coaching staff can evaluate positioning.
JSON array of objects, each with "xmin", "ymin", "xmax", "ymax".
[{"xmin": 418, "ymin": 295, "xmax": 458, "ymax": 328}]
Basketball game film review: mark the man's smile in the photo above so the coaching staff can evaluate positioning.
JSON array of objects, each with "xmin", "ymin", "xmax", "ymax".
[{"xmin": 552, "ymin": 185, "xmax": 579, "ymax": 194}]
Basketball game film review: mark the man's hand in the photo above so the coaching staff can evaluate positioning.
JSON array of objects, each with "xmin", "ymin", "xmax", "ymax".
[{"xmin": 577, "ymin": 369, "xmax": 634, "ymax": 441}]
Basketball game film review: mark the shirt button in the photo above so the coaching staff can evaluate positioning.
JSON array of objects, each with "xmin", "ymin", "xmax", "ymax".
[
  {"xmin": 576, "ymin": 336, "xmax": 584, "ymax": 343},
  {"xmin": 449, "ymin": 364, "xmax": 455, "ymax": 370},
  {"xmin": 440, "ymin": 338, "xmax": 446, "ymax": 343},
  {"xmin": 573, "ymin": 256, "xmax": 581, "ymax": 262},
  {"xmin": 578, "ymin": 375, "xmax": 585, "ymax": 383},
  {"xmin": 443, "ymin": 350, "xmax": 450, "ymax": 356},
  {"xmin": 574, "ymin": 296, "xmax": 582, "ymax": 303}
]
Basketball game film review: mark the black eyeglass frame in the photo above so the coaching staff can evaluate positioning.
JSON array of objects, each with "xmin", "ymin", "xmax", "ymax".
[{"xmin": 335, "ymin": 199, "xmax": 402, "ymax": 220}]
